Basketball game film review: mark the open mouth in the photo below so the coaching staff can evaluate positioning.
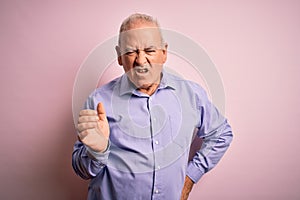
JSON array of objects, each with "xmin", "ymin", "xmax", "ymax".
[
  {"xmin": 135, "ymin": 67, "xmax": 149, "ymax": 74},
  {"xmin": 136, "ymin": 68, "xmax": 149, "ymax": 73}
]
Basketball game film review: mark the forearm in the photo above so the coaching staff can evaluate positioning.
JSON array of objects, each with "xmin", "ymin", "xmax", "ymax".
[
  {"xmin": 72, "ymin": 140, "xmax": 109, "ymax": 179},
  {"xmin": 180, "ymin": 176, "xmax": 194, "ymax": 200},
  {"xmin": 187, "ymin": 121, "xmax": 233, "ymax": 181}
]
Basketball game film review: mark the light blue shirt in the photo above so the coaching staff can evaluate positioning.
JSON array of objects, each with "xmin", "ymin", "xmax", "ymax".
[{"xmin": 72, "ymin": 71, "xmax": 233, "ymax": 200}]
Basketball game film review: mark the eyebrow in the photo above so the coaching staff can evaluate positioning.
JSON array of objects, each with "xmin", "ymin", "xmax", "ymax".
[
  {"xmin": 123, "ymin": 47, "xmax": 135, "ymax": 52},
  {"xmin": 144, "ymin": 46, "xmax": 157, "ymax": 50},
  {"xmin": 123, "ymin": 46, "xmax": 158, "ymax": 52}
]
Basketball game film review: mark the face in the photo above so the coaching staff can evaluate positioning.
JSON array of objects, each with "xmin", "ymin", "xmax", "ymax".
[{"xmin": 116, "ymin": 22, "xmax": 168, "ymax": 89}]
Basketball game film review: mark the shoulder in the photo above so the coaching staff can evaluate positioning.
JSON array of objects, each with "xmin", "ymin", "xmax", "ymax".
[
  {"xmin": 91, "ymin": 76, "xmax": 122, "ymax": 97},
  {"xmin": 163, "ymin": 71, "xmax": 211, "ymax": 109},
  {"xmin": 164, "ymin": 71, "xmax": 206, "ymax": 95},
  {"xmin": 85, "ymin": 75, "xmax": 123, "ymax": 109}
]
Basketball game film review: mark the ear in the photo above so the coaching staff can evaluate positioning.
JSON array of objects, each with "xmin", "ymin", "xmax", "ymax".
[
  {"xmin": 115, "ymin": 46, "xmax": 123, "ymax": 66},
  {"xmin": 161, "ymin": 43, "xmax": 168, "ymax": 63}
]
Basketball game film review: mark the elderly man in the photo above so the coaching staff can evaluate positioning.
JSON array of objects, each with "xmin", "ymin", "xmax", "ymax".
[{"xmin": 72, "ymin": 13, "xmax": 233, "ymax": 200}]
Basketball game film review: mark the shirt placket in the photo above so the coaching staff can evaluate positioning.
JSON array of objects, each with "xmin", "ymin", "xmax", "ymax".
[{"xmin": 147, "ymin": 96, "xmax": 162, "ymax": 200}]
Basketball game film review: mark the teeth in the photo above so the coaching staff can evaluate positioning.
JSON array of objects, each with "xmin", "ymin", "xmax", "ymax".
[{"xmin": 136, "ymin": 68, "xmax": 148, "ymax": 73}]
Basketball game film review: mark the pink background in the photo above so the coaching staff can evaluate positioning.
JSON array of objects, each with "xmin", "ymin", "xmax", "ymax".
[{"xmin": 1, "ymin": 0, "xmax": 300, "ymax": 199}]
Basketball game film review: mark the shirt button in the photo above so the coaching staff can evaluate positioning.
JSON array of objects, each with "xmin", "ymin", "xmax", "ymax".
[
  {"xmin": 157, "ymin": 166, "xmax": 161, "ymax": 170},
  {"xmin": 155, "ymin": 189, "xmax": 159, "ymax": 194},
  {"xmin": 155, "ymin": 140, "xmax": 159, "ymax": 145},
  {"xmin": 153, "ymin": 117, "xmax": 156, "ymax": 122}
]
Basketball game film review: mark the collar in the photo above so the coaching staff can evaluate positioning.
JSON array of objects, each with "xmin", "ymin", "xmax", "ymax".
[
  {"xmin": 158, "ymin": 70, "xmax": 177, "ymax": 90},
  {"xmin": 119, "ymin": 70, "xmax": 176, "ymax": 96}
]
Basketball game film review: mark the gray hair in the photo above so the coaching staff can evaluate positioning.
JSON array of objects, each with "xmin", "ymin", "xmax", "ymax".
[{"xmin": 118, "ymin": 13, "xmax": 164, "ymax": 46}]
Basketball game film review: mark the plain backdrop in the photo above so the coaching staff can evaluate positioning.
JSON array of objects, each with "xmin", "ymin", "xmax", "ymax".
[{"xmin": 1, "ymin": 0, "xmax": 299, "ymax": 199}]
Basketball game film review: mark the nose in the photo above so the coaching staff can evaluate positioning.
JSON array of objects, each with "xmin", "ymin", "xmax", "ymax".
[{"xmin": 135, "ymin": 50, "xmax": 147, "ymax": 66}]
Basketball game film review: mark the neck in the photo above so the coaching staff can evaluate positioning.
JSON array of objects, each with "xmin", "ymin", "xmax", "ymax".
[{"xmin": 137, "ymin": 83, "xmax": 159, "ymax": 96}]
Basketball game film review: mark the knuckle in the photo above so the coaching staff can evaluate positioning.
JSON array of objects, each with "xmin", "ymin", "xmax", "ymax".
[
  {"xmin": 79, "ymin": 110, "xmax": 88, "ymax": 116},
  {"xmin": 79, "ymin": 109, "xmax": 97, "ymax": 116},
  {"xmin": 87, "ymin": 116, "xmax": 92, "ymax": 121},
  {"xmin": 79, "ymin": 129, "xmax": 90, "ymax": 138},
  {"xmin": 82, "ymin": 129, "xmax": 89, "ymax": 135},
  {"xmin": 78, "ymin": 116, "xmax": 99, "ymax": 123},
  {"xmin": 76, "ymin": 123, "xmax": 81, "ymax": 131},
  {"xmin": 89, "ymin": 116, "xmax": 98, "ymax": 121},
  {"xmin": 78, "ymin": 122, "xmax": 98, "ymax": 132},
  {"xmin": 79, "ymin": 110, "xmax": 84, "ymax": 116},
  {"xmin": 77, "ymin": 123, "xmax": 85, "ymax": 131},
  {"xmin": 78, "ymin": 116, "xmax": 84, "ymax": 123}
]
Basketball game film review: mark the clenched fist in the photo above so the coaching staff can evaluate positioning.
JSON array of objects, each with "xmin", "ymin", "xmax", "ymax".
[{"xmin": 77, "ymin": 102, "xmax": 110, "ymax": 153}]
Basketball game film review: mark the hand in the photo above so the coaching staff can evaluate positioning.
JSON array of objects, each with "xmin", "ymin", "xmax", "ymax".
[
  {"xmin": 180, "ymin": 176, "xmax": 194, "ymax": 200},
  {"xmin": 77, "ymin": 102, "xmax": 110, "ymax": 152}
]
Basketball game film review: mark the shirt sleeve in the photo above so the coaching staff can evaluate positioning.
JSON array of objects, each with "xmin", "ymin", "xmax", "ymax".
[
  {"xmin": 71, "ymin": 91, "xmax": 110, "ymax": 180},
  {"xmin": 72, "ymin": 140, "xmax": 110, "ymax": 179},
  {"xmin": 186, "ymin": 83, "xmax": 233, "ymax": 183}
]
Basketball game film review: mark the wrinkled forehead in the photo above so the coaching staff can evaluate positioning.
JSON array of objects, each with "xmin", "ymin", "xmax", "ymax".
[{"xmin": 119, "ymin": 27, "xmax": 163, "ymax": 49}]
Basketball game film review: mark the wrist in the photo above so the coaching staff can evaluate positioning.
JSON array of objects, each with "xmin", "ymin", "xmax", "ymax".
[
  {"xmin": 90, "ymin": 138, "xmax": 109, "ymax": 153},
  {"xmin": 180, "ymin": 176, "xmax": 194, "ymax": 200},
  {"xmin": 86, "ymin": 140, "xmax": 111, "ymax": 161}
]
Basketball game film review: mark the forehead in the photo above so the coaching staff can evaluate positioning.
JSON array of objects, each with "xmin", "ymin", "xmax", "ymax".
[{"xmin": 119, "ymin": 26, "xmax": 162, "ymax": 48}]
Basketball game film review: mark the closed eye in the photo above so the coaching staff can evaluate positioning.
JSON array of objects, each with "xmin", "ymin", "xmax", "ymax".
[
  {"xmin": 145, "ymin": 49, "xmax": 156, "ymax": 53},
  {"xmin": 144, "ymin": 48, "xmax": 157, "ymax": 54},
  {"xmin": 125, "ymin": 51, "xmax": 135, "ymax": 56}
]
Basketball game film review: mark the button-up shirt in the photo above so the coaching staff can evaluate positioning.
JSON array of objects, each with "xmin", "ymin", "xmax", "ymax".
[{"xmin": 72, "ymin": 71, "xmax": 233, "ymax": 200}]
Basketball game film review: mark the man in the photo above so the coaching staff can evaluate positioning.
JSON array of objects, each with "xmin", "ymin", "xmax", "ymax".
[{"xmin": 72, "ymin": 13, "xmax": 233, "ymax": 200}]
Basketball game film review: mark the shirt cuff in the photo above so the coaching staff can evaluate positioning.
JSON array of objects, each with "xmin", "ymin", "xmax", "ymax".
[
  {"xmin": 186, "ymin": 161, "xmax": 205, "ymax": 183},
  {"xmin": 86, "ymin": 141, "xmax": 111, "ymax": 162}
]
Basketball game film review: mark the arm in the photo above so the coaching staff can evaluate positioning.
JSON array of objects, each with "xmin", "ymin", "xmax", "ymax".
[
  {"xmin": 186, "ymin": 83, "xmax": 233, "ymax": 184},
  {"xmin": 72, "ymin": 102, "xmax": 110, "ymax": 179},
  {"xmin": 186, "ymin": 118, "xmax": 233, "ymax": 183},
  {"xmin": 180, "ymin": 176, "xmax": 194, "ymax": 200},
  {"xmin": 179, "ymin": 121, "xmax": 232, "ymax": 199},
  {"xmin": 72, "ymin": 140, "xmax": 110, "ymax": 179}
]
